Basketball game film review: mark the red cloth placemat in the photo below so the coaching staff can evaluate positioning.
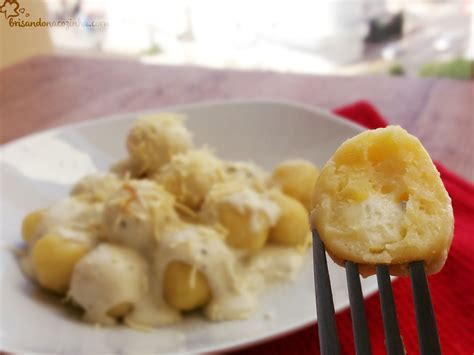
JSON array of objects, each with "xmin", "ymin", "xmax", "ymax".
[{"xmin": 232, "ymin": 101, "xmax": 474, "ymax": 355}]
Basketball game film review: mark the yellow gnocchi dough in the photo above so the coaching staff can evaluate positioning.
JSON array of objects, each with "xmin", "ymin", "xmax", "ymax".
[
  {"xmin": 126, "ymin": 113, "xmax": 193, "ymax": 174},
  {"xmin": 107, "ymin": 302, "xmax": 133, "ymax": 318},
  {"xmin": 31, "ymin": 234, "xmax": 91, "ymax": 293},
  {"xmin": 270, "ymin": 159, "xmax": 319, "ymax": 211},
  {"xmin": 269, "ymin": 192, "xmax": 310, "ymax": 247},
  {"xmin": 218, "ymin": 204, "xmax": 270, "ymax": 252},
  {"xmin": 312, "ymin": 126, "xmax": 454, "ymax": 276},
  {"xmin": 163, "ymin": 261, "xmax": 211, "ymax": 311},
  {"xmin": 200, "ymin": 183, "xmax": 279, "ymax": 253},
  {"xmin": 21, "ymin": 209, "xmax": 44, "ymax": 244}
]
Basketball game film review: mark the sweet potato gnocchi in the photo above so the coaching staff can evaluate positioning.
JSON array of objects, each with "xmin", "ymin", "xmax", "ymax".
[{"xmin": 18, "ymin": 113, "xmax": 316, "ymax": 328}]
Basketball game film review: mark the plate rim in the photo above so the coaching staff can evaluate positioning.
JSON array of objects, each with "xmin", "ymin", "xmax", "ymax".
[{"xmin": 1, "ymin": 99, "xmax": 367, "ymax": 151}]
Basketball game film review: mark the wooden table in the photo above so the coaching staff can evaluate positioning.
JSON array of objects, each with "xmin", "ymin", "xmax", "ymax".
[{"xmin": 1, "ymin": 55, "xmax": 472, "ymax": 180}]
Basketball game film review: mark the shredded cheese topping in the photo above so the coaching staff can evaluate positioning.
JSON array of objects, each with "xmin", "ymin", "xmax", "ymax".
[{"xmin": 19, "ymin": 112, "xmax": 313, "ymax": 329}]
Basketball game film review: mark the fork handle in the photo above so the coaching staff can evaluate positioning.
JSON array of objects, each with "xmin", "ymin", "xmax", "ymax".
[
  {"xmin": 410, "ymin": 261, "xmax": 442, "ymax": 355},
  {"xmin": 346, "ymin": 261, "xmax": 372, "ymax": 355},
  {"xmin": 312, "ymin": 229, "xmax": 341, "ymax": 355},
  {"xmin": 376, "ymin": 265, "xmax": 405, "ymax": 355}
]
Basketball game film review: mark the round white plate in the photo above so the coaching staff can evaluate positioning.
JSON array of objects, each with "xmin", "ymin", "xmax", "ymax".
[{"xmin": 0, "ymin": 100, "xmax": 378, "ymax": 354}]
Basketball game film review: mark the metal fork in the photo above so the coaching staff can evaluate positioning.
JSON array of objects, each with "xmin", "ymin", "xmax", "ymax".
[{"xmin": 312, "ymin": 229, "xmax": 441, "ymax": 355}]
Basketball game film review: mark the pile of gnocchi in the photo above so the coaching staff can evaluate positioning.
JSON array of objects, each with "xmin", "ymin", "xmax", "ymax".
[{"xmin": 19, "ymin": 113, "xmax": 319, "ymax": 328}]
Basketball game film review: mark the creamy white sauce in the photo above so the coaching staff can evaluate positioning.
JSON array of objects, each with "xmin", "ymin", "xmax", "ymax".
[
  {"xmin": 224, "ymin": 161, "xmax": 268, "ymax": 191},
  {"xmin": 69, "ymin": 244, "xmax": 148, "ymax": 325},
  {"xmin": 126, "ymin": 291, "xmax": 181, "ymax": 328},
  {"xmin": 102, "ymin": 180, "xmax": 177, "ymax": 254},
  {"xmin": 29, "ymin": 198, "xmax": 103, "ymax": 246},
  {"xmin": 23, "ymin": 184, "xmax": 306, "ymax": 328},
  {"xmin": 21, "ymin": 173, "xmax": 307, "ymax": 329},
  {"xmin": 246, "ymin": 245, "xmax": 306, "ymax": 282},
  {"xmin": 19, "ymin": 114, "xmax": 311, "ymax": 329},
  {"xmin": 200, "ymin": 183, "xmax": 281, "ymax": 234},
  {"xmin": 223, "ymin": 188, "xmax": 280, "ymax": 232},
  {"xmin": 71, "ymin": 173, "xmax": 122, "ymax": 203},
  {"xmin": 153, "ymin": 225, "xmax": 258, "ymax": 322}
]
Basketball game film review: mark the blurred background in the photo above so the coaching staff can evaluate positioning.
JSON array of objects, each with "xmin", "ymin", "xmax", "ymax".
[{"xmin": 1, "ymin": 0, "xmax": 473, "ymax": 79}]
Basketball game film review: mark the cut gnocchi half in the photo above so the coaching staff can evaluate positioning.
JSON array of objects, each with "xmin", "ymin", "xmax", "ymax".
[{"xmin": 312, "ymin": 125, "xmax": 454, "ymax": 276}]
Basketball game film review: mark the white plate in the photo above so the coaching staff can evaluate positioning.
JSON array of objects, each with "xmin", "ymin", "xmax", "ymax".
[{"xmin": 0, "ymin": 100, "xmax": 379, "ymax": 354}]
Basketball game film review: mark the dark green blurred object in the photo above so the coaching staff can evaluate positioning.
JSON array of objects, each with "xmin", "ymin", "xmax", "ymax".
[
  {"xmin": 419, "ymin": 58, "xmax": 473, "ymax": 80},
  {"xmin": 388, "ymin": 63, "xmax": 405, "ymax": 76}
]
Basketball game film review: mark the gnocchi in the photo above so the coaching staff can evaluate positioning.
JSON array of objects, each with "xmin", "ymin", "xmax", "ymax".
[
  {"xmin": 163, "ymin": 261, "xmax": 211, "ymax": 311},
  {"xmin": 102, "ymin": 180, "xmax": 177, "ymax": 252},
  {"xmin": 269, "ymin": 159, "xmax": 319, "ymax": 211},
  {"xmin": 126, "ymin": 113, "xmax": 193, "ymax": 175},
  {"xmin": 312, "ymin": 126, "xmax": 454, "ymax": 276},
  {"xmin": 21, "ymin": 209, "xmax": 43, "ymax": 245},
  {"xmin": 200, "ymin": 183, "xmax": 279, "ymax": 253},
  {"xmin": 32, "ymin": 234, "xmax": 91, "ymax": 293},
  {"xmin": 69, "ymin": 244, "xmax": 148, "ymax": 325},
  {"xmin": 269, "ymin": 191, "xmax": 310, "ymax": 247},
  {"xmin": 154, "ymin": 149, "xmax": 226, "ymax": 209},
  {"xmin": 18, "ymin": 112, "xmax": 317, "ymax": 329}
]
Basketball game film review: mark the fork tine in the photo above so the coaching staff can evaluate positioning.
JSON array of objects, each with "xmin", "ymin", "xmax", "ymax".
[
  {"xmin": 376, "ymin": 265, "xmax": 404, "ymax": 355},
  {"xmin": 346, "ymin": 261, "xmax": 372, "ymax": 355},
  {"xmin": 409, "ymin": 261, "xmax": 441, "ymax": 355},
  {"xmin": 312, "ymin": 229, "xmax": 341, "ymax": 355}
]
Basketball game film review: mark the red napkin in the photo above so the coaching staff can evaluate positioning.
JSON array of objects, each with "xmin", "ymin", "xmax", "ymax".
[{"xmin": 232, "ymin": 101, "xmax": 474, "ymax": 355}]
